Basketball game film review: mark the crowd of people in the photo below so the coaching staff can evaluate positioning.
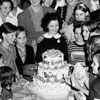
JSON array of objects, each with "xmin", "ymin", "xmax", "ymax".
[{"xmin": 0, "ymin": 0, "xmax": 100, "ymax": 100}]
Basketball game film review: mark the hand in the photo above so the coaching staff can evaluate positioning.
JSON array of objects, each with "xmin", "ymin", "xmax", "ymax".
[
  {"xmin": 70, "ymin": 75, "xmax": 82, "ymax": 90},
  {"xmin": 69, "ymin": 90, "xmax": 77, "ymax": 97},
  {"xmin": 31, "ymin": 40, "xmax": 37, "ymax": 54},
  {"xmin": 62, "ymin": 21, "xmax": 68, "ymax": 28},
  {"xmin": 75, "ymin": 91, "xmax": 86, "ymax": 100},
  {"xmin": 37, "ymin": 36, "xmax": 44, "ymax": 43}
]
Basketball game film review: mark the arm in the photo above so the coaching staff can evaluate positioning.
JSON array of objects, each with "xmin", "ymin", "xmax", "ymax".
[
  {"xmin": 35, "ymin": 41, "xmax": 44, "ymax": 63},
  {"xmin": 17, "ymin": 13, "xmax": 25, "ymax": 28}
]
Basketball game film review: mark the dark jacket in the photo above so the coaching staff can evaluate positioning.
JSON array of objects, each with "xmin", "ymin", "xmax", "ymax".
[{"xmin": 15, "ymin": 45, "xmax": 35, "ymax": 75}]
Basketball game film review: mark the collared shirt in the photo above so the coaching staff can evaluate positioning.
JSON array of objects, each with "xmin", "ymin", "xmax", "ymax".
[
  {"xmin": 0, "ymin": 7, "xmax": 23, "ymax": 26},
  {"xmin": 8, "ymin": 7, "xmax": 23, "ymax": 26}
]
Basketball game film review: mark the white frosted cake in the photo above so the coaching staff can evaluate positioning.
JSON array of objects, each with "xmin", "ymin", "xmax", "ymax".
[{"xmin": 28, "ymin": 49, "xmax": 71, "ymax": 100}]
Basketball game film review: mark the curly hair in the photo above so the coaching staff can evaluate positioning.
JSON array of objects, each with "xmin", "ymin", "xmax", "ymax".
[
  {"xmin": 0, "ymin": 0, "xmax": 14, "ymax": 11},
  {"xmin": 41, "ymin": 12, "xmax": 62, "ymax": 32}
]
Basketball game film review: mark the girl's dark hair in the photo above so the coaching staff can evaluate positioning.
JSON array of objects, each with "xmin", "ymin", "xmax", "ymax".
[
  {"xmin": 73, "ymin": 22, "xmax": 83, "ymax": 33},
  {"xmin": 41, "ymin": 12, "xmax": 62, "ymax": 32},
  {"xmin": 73, "ymin": 2, "xmax": 90, "ymax": 22},
  {"xmin": 86, "ymin": 35, "xmax": 100, "ymax": 64},
  {"xmin": 0, "ymin": 22, "xmax": 17, "ymax": 40},
  {"xmin": 0, "ymin": 66, "xmax": 13, "ymax": 88},
  {"xmin": 73, "ymin": 2, "xmax": 90, "ymax": 15},
  {"xmin": 16, "ymin": 26, "xmax": 26, "ymax": 37},
  {"xmin": 0, "ymin": 0, "xmax": 14, "ymax": 11},
  {"xmin": 83, "ymin": 21, "xmax": 99, "ymax": 33}
]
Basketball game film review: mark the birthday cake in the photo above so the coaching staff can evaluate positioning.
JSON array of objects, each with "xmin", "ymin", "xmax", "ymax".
[{"xmin": 28, "ymin": 49, "xmax": 71, "ymax": 100}]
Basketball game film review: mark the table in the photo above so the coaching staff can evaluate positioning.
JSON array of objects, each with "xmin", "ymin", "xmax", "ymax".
[{"xmin": 12, "ymin": 80, "xmax": 36, "ymax": 100}]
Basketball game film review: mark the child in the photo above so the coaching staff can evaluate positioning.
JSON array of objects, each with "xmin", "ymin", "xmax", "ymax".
[
  {"xmin": 68, "ymin": 23, "xmax": 85, "ymax": 65},
  {"xmin": 0, "ymin": 22, "xmax": 20, "ymax": 81},
  {"xmin": 0, "ymin": 66, "xmax": 13, "ymax": 100},
  {"xmin": 82, "ymin": 21, "xmax": 99, "ymax": 41},
  {"xmin": 15, "ymin": 26, "xmax": 35, "ymax": 81},
  {"xmin": 87, "ymin": 47, "xmax": 100, "ymax": 100}
]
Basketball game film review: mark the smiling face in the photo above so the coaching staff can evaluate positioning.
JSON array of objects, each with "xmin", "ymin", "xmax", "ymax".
[
  {"xmin": 16, "ymin": 31, "xmax": 27, "ymax": 47},
  {"xmin": 82, "ymin": 25, "xmax": 90, "ymax": 41},
  {"xmin": 91, "ymin": 55, "xmax": 100, "ymax": 75},
  {"xmin": 75, "ymin": 10, "xmax": 86, "ymax": 21},
  {"xmin": 0, "ymin": 1, "xmax": 12, "ymax": 17},
  {"xmin": 74, "ymin": 27, "xmax": 83, "ymax": 42},
  {"xmin": 11, "ymin": 0, "xmax": 20, "ymax": 8},
  {"xmin": 48, "ymin": 20, "xmax": 59, "ymax": 36}
]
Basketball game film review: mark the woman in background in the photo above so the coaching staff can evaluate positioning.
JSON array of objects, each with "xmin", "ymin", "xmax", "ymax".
[
  {"xmin": 8, "ymin": 0, "xmax": 23, "ymax": 26},
  {"xmin": 0, "ymin": 0, "xmax": 14, "ymax": 26},
  {"xmin": 18, "ymin": 0, "xmax": 55, "ymax": 46},
  {"xmin": 55, "ymin": 0, "xmax": 69, "ymax": 23}
]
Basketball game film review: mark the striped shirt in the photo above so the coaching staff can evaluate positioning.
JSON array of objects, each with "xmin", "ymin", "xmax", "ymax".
[{"xmin": 68, "ymin": 42, "xmax": 85, "ymax": 65}]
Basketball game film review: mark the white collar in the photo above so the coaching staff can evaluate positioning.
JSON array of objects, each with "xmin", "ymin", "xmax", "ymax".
[
  {"xmin": 43, "ymin": 33, "xmax": 61, "ymax": 39},
  {"xmin": 9, "ymin": 7, "xmax": 23, "ymax": 17}
]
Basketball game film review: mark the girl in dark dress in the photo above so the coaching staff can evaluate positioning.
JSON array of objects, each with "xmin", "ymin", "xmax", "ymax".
[{"xmin": 35, "ymin": 12, "xmax": 68, "ymax": 63}]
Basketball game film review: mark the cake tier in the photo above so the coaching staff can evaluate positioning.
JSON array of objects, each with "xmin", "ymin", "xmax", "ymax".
[
  {"xmin": 37, "ymin": 62, "xmax": 69, "ymax": 82},
  {"xmin": 42, "ymin": 49, "xmax": 64, "ymax": 67},
  {"xmin": 28, "ymin": 78, "xmax": 71, "ymax": 100},
  {"xmin": 38, "ymin": 61, "xmax": 67, "ymax": 70}
]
